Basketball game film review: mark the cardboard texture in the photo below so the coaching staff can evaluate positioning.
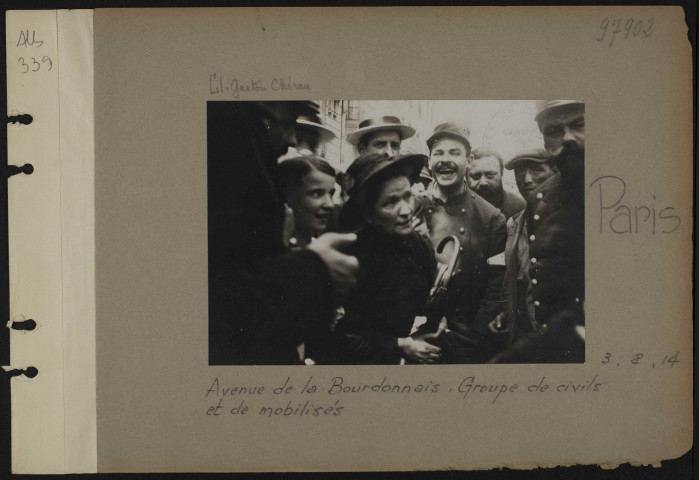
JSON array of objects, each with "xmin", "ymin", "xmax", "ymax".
[{"xmin": 7, "ymin": 6, "xmax": 693, "ymax": 473}]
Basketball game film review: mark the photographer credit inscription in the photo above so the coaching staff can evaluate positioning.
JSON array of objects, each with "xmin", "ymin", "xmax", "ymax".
[{"xmin": 209, "ymin": 73, "xmax": 311, "ymax": 98}]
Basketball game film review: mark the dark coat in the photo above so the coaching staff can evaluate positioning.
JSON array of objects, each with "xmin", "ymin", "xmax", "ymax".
[
  {"xmin": 502, "ymin": 211, "xmax": 537, "ymax": 343},
  {"xmin": 490, "ymin": 172, "xmax": 585, "ymax": 363},
  {"xmin": 207, "ymin": 101, "xmax": 335, "ymax": 365},
  {"xmin": 526, "ymin": 173, "xmax": 584, "ymax": 325},
  {"xmin": 498, "ymin": 189, "xmax": 527, "ymax": 220},
  {"xmin": 421, "ymin": 185, "xmax": 507, "ymax": 362},
  {"xmin": 335, "ymin": 226, "xmax": 436, "ymax": 365}
]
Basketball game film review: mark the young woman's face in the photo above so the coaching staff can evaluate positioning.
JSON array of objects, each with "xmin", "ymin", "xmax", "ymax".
[
  {"xmin": 370, "ymin": 176, "xmax": 414, "ymax": 236},
  {"xmin": 287, "ymin": 169, "xmax": 336, "ymax": 236}
]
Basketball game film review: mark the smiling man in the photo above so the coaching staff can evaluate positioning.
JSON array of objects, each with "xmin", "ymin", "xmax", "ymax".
[{"xmin": 420, "ymin": 122, "xmax": 507, "ymax": 363}]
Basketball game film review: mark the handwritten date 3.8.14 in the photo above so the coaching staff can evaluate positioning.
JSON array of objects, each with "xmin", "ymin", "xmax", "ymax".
[
  {"xmin": 597, "ymin": 17, "xmax": 655, "ymax": 48},
  {"xmin": 602, "ymin": 351, "xmax": 678, "ymax": 368}
]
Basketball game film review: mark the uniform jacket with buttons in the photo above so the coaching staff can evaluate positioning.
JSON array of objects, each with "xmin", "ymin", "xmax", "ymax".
[
  {"xmin": 420, "ymin": 184, "xmax": 507, "ymax": 335},
  {"xmin": 502, "ymin": 209, "xmax": 539, "ymax": 341},
  {"xmin": 522, "ymin": 172, "xmax": 585, "ymax": 362}
]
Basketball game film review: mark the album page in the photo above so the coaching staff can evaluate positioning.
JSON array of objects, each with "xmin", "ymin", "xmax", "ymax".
[{"xmin": 7, "ymin": 6, "xmax": 693, "ymax": 473}]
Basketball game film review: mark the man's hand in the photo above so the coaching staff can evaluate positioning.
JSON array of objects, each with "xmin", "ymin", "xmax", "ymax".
[
  {"xmin": 307, "ymin": 233, "xmax": 359, "ymax": 303},
  {"xmin": 398, "ymin": 337, "xmax": 442, "ymax": 363},
  {"xmin": 487, "ymin": 312, "xmax": 508, "ymax": 333},
  {"xmin": 411, "ymin": 215, "xmax": 430, "ymax": 240}
]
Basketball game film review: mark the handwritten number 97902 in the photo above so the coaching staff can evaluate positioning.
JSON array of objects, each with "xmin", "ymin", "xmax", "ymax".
[
  {"xmin": 17, "ymin": 56, "xmax": 52, "ymax": 74},
  {"xmin": 597, "ymin": 17, "xmax": 655, "ymax": 48}
]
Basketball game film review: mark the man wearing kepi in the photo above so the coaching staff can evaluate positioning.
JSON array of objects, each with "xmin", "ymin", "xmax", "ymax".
[
  {"xmin": 468, "ymin": 148, "xmax": 526, "ymax": 220},
  {"xmin": 208, "ymin": 101, "xmax": 358, "ymax": 365},
  {"xmin": 420, "ymin": 122, "xmax": 507, "ymax": 363},
  {"xmin": 489, "ymin": 100, "xmax": 585, "ymax": 363},
  {"xmin": 489, "ymin": 148, "xmax": 557, "ymax": 346}
]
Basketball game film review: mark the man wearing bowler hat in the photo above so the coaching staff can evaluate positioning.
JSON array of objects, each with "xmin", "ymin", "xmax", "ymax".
[
  {"xmin": 489, "ymin": 100, "xmax": 585, "ymax": 363},
  {"xmin": 420, "ymin": 122, "xmax": 507, "ymax": 363},
  {"xmin": 346, "ymin": 114, "xmax": 416, "ymax": 157}
]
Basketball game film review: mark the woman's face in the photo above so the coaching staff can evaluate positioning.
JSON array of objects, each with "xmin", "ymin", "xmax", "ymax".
[
  {"xmin": 287, "ymin": 169, "xmax": 336, "ymax": 236},
  {"xmin": 369, "ymin": 176, "xmax": 414, "ymax": 236}
]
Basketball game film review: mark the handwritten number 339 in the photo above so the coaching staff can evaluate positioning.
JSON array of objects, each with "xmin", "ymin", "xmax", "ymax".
[{"xmin": 18, "ymin": 56, "xmax": 52, "ymax": 74}]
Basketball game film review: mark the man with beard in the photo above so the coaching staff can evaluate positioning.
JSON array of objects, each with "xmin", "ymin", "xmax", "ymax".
[
  {"xmin": 489, "ymin": 100, "xmax": 585, "ymax": 363},
  {"xmin": 467, "ymin": 149, "xmax": 525, "ymax": 220},
  {"xmin": 420, "ymin": 122, "xmax": 507, "ymax": 363},
  {"xmin": 208, "ymin": 101, "xmax": 359, "ymax": 365}
]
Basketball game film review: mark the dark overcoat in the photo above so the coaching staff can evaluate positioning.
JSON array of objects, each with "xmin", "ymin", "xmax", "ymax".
[
  {"xmin": 335, "ymin": 226, "xmax": 436, "ymax": 365},
  {"xmin": 207, "ymin": 102, "xmax": 335, "ymax": 365}
]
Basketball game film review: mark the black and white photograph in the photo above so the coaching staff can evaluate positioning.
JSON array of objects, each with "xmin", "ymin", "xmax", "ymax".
[{"xmin": 208, "ymin": 100, "xmax": 586, "ymax": 365}]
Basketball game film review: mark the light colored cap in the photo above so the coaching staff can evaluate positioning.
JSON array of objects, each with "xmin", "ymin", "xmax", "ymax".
[
  {"xmin": 346, "ymin": 115, "xmax": 416, "ymax": 145},
  {"xmin": 535, "ymin": 100, "xmax": 584, "ymax": 122},
  {"xmin": 296, "ymin": 116, "xmax": 336, "ymax": 144}
]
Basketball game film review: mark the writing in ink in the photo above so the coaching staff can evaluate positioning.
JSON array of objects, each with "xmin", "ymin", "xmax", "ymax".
[
  {"xmin": 16, "ymin": 29, "xmax": 43, "ymax": 48},
  {"xmin": 597, "ymin": 17, "xmax": 655, "ymax": 48},
  {"xmin": 590, "ymin": 175, "xmax": 681, "ymax": 234}
]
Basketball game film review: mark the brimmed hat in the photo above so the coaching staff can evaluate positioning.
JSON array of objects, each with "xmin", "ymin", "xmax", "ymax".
[
  {"xmin": 505, "ymin": 147, "xmax": 551, "ymax": 170},
  {"xmin": 296, "ymin": 115, "xmax": 336, "ymax": 144},
  {"xmin": 340, "ymin": 152, "xmax": 426, "ymax": 231},
  {"xmin": 346, "ymin": 115, "xmax": 416, "ymax": 145},
  {"xmin": 534, "ymin": 100, "xmax": 584, "ymax": 123},
  {"xmin": 426, "ymin": 122, "xmax": 471, "ymax": 151}
]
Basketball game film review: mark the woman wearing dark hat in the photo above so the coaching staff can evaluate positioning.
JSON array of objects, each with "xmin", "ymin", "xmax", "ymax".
[{"xmin": 335, "ymin": 152, "xmax": 442, "ymax": 364}]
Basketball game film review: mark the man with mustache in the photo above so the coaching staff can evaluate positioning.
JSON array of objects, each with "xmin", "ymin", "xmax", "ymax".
[
  {"xmin": 489, "ymin": 100, "xmax": 585, "ymax": 363},
  {"xmin": 420, "ymin": 122, "xmax": 507, "ymax": 363},
  {"xmin": 467, "ymin": 149, "xmax": 525, "ymax": 220},
  {"xmin": 346, "ymin": 114, "xmax": 415, "ymax": 157}
]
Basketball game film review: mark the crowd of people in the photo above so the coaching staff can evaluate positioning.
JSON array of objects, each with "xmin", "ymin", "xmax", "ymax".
[{"xmin": 208, "ymin": 100, "xmax": 585, "ymax": 365}]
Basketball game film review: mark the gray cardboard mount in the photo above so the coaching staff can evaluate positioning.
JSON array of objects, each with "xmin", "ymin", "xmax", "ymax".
[{"xmin": 92, "ymin": 7, "xmax": 693, "ymax": 472}]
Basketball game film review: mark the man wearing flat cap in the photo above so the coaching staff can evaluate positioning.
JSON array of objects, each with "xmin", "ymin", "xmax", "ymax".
[
  {"xmin": 208, "ymin": 101, "xmax": 359, "ymax": 365},
  {"xmin": 346, "ymin": 114, "xmax": 416, "ymax": 157},
  {"xmin": 420, "ymin": 122, "xmax": 507, "ymax": 363},
  {"xmin": 489, "ymin": 147, "xmax": 557, "ymax": 344},
  {"xmin": 489, "ymin": 100, "xmax": 585, "ymax": 363}
]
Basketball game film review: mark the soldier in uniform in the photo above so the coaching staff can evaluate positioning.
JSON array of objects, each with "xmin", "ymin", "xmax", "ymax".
[
  {"xmin": 489, "ymin": 100, "xmax": 585, "ymax": 363},
  {"xmin": 489, "ymin": 148, "xmax": 557, "ymax": 348},
  {"xmin": 420, "ymin": 122, "xmax": 507, "ymax": 363}
]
